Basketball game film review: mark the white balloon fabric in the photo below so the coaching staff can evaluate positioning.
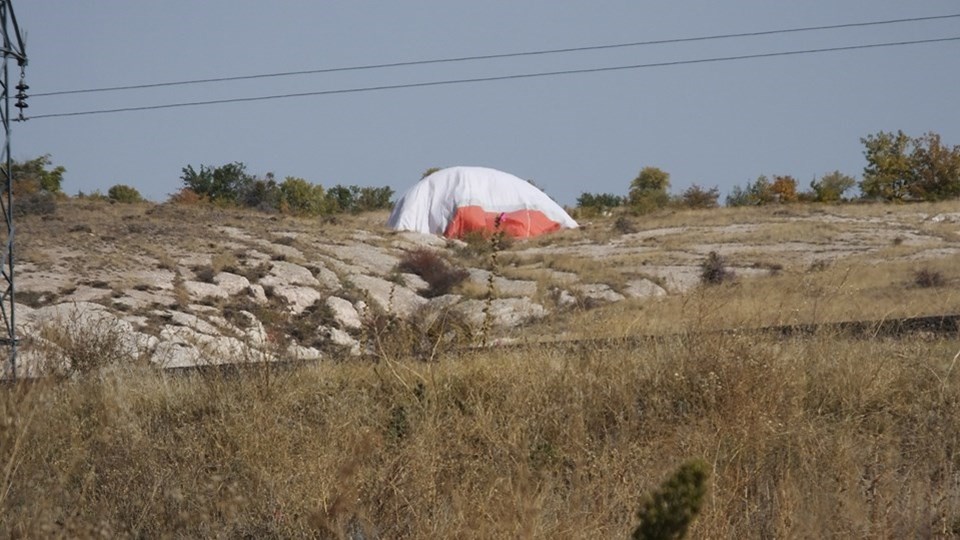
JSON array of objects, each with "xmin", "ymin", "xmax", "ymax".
[{"xmin": 387, "ymin": 166, "xmax": 578, "ymax": 238}]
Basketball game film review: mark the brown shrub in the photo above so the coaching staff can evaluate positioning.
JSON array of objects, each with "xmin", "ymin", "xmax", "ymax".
[{"xmin": 397, "ymin": 248, "xmax": 468, "ymax": 297}]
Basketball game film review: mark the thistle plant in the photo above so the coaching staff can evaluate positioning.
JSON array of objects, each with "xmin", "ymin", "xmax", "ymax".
[{"xmin": 480, "ymin": 215, "xmax": 506, "ymax": 346}]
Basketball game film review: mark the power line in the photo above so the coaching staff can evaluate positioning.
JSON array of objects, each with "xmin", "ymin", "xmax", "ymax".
[
  {"xmin": 26, "ymin": 36, "xmax": 960, "ymax": 121},
  {"xmin": 32, "ymin": 13, "xmax": 960, "ymax": 98}
]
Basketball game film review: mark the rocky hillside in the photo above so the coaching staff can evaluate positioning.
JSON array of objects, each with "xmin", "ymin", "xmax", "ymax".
[{"xmin": 8, "ymin": 198, "xmax": 960, "ymax": 375}]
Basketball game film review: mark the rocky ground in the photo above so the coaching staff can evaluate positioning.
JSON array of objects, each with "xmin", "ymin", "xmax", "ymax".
[{"xmin": 7, "ymin": 199, "xmax": 960, "ymax": 375}]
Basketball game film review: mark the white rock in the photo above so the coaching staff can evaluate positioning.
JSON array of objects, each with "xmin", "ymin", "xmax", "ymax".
[
  {"xmin": 112, "ymin": 288, "xmax": 177, "ymax": 311},
  {"xmin": 157, "ymin": 325, "xmax": 264, "ymax": 366},
  {"xmin": 266, "ymin": 243, "xmax": 303, "ymax": 261},
  {"xmin": 350, "ymin": 274, "xmax": 427, "ymax": 317},
  {"xmin": 392, "ymin": 231, "xmax": 448, "ymax": 249},
  {"xmin": 183, "ymin": 280, "xmax": 229, "ymax": 300},
  {"xmin": 321, "ymin": 325, "xmax": 361, "ymax": 356},
  {"xmin": 326, "ymin": 296, "xmax": 362, "ymax": 330},
  {"xmin": 574, "ymin": 283, "xmax": 625, "ymax": 304},
  {"xmin": 400, "ymin": 273, "xmax": 430, "ymax": 292},
  {"xmin": 467, "ymin": 269, "xmax": 538, "ymax": 297},
  {"xmin": 930, "ymin": 213, "xmax": 960, "ymax": 223},
  {"xmin": 162, "ymin": 310, "xmax": 222, "ymax": 335},
  {"xmin": 18, "ymin": 302, "xmax": 155, "ymax": 368},
  {"xmin": 262, "ymin": 260, "xmax": 319, "ymax": 287},
  {"xmin": 271, "ymin": 285, "xmax": 322, "ymax": 315},
  {"xmin": 213, "ymin": 272, "xmax": 251, "ymax": 296},
  {"xmin": 151, "ymin": 341, "xmax": 201, "ymax": 369},
  {"xmin": 309, "ymin": 263, "xmax": 342, "ymax": 290},
  {"xmin": 287, "ymin": 344, "xmax": 323, "ymax": 361},
  {"xmin": 330, "ymin": 244, "xmax": 401, "ymax": 275},
  {"xmin": 553, "ymin": 289, "xmax": 578, "ymax": 308},
  {"xmin": 213, "ymin": 310, "xmax": 269, "ymax": 346},
  {"xmin": 248, "ymin": 284, "xmax": 269, "ymax": 304},
  {"xmin": 59, "ymin": 285, "xmax": 112, "ymax": 304},
  {"xmin": 456, "ymin": 298, "xmax": 547, "ymax": 328},
  {"xmin": 623, "ymin": 279, "xmax": 668, "ymax": 299},
  {"xmin": 124, "ymin": 269, "xmax": 177, "ymax": 290},
  {"xmin": 638, "ymin": 266, "xmax": 702, "ymax": 294}
]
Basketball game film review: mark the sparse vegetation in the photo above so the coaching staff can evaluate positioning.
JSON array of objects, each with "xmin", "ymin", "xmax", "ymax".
[
  {"xmin": 173, "ymin": 162, "xmax": 394, "ymax": 216},
  {"xmin": 5, "ymin": 175, "xmax": 960, "ymax": 538},
  {"xmin": 576, "ymin": 192, "xmax": 624, "ymax": 217},
  {"xmin": 676, "ymin": 184, "xmax": 720, "ymax": 209},
  {"xmin": 3, "ymin": 322, "xmax": 959, "ymax": 537},
  {"xmin": 914, "ymin": 267, "xmax": 946, "ymax": 288},
  {"xmin": 613, "ymin": 215, "xmax": 638, "ymax": 235},
  {"xmin": 107, "ymin": 184, "xmax": 145, "ymax": 203},
  {"xmin": 397, "ymin": 248, "xmax": 469, "ymax": 297},
  {"xmin": 700, "ymin": 251, "xmax": 734, "ymax": 285}
]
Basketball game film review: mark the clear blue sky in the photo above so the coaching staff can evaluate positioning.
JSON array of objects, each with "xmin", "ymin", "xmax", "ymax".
[{"xmin": 13, "ymin": 1, "xmax": 960, "ymax": 206}]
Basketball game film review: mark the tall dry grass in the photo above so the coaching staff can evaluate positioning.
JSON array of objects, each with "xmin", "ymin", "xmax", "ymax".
[
  {"xmin": 5, "ymin": 198, "xmax": 960, "ymax": 537},
  {"xmin": 2, "ymin": 326, "xmax": 959, "ymax": 537}
]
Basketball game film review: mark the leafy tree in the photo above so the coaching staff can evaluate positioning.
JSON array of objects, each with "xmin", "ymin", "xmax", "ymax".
[
  {"xmin": 630, "ymin": 166, "xmax": 670, "ymax": 195},
  {"xmin": 326, "ymin": 184, "xmax": 359, "ymax": 213},
  {"xmin": 677, "ymin": 184, "xmax": 719, "ymax": 209},
  {"xmin": 280, "ymin": 176, "xmax": 328, "ymax": 215},
  {"xmin": 907, "ymin": 132, "xmax": 960, "ymax": 200},
  {"xmin": 8, "ymin": 154, "xmax": 66, "ymax": 195},
  {"xmin": 807, "ymin": 170, "xmax": 856, "ymax": 202},
  {"xmin": 629, "ymin": 167, "xmax": 671, "ymax": 213},
  {"xmin": 355, "ymin": 186, "xmax": 395, "ymax": 212},
  {"xmin": 770, "ymin": 175, "xmax": 798, "ymax": 203},
  {"xmin": 107, "ymin": 184, "xmax": 144, "ymax": 203},
  {"xmin": 859, "ymin": 131, "xmax": 914, "ymax": 200},
  {"xmin": 860, "ymin": 131, "xmax": 960, "ymax": 201},
  {"xmin": 180, "ymin": 162, "xmax": 254, "ymax": 203},
  {"xmin": 747, "ymin": 175, "xmax": 776, "ymax": 205},
  {"xmin": 238, "ymin": 173, "xmax": 282, "ymax": 212},
  {"xmin": 724, "ymin": 185, "xmax": 749, "ymax": 207},
  {"xmin": 727, "ymin": 175, "xmax": 776, "ymax": 206},
  {"xmin": 577, "ymin": 192, "xmax": 624, "ymax": 215}
]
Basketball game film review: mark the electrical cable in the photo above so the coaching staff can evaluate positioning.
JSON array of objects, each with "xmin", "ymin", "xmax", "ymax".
[
  {"xmin": 31, "ymin": 13, "xmax": 960, "ymax": 98},
  {"xmin": 26, "ymin": 35, "xmax": 960, "ymax": 120}
]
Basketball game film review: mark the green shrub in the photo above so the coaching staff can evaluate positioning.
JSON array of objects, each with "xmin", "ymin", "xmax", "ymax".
[
  {"xmin": 180, "ymin": 162, "xmax": 254, "ymax": 203},
  {"xmin": 107, "ymin": 184, "xmax": 145, "ymax": 203},
  {"xmin": 577, "ymin": 192, "xmax": 624, "ymax": 216},
  {"xmin": 279, "ymin": 176, "xmax": 328, "ymax": 216},
  {"xmin": 629, "ymin": 167, "xmax": 671, "ymax": 214},
  {"xmin": 238, "ymin": 176, "xmax": 282, "ymax": 213},
  {"xmin": 677, "ymin": 184, "xmax": 719, "ymax": 209},
  {"xmin": 632, "ymin": 459, "xmax": 710, "ymax": 540},
  {"xmin": 355, "ymin": 186, "xmax": 394, "ymax": 212},
  {"xmin": 9, "ymin": 154, "xmax": 66, "ymax": 196},
  {"xmin": 807, "ymin": 171, "xmax": 856, "ymax": 202}
]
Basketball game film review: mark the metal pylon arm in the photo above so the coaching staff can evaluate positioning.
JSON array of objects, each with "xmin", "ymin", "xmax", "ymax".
[{"xmin": 1, "ymin": 0, "xmax": 26, "ymax": 379}]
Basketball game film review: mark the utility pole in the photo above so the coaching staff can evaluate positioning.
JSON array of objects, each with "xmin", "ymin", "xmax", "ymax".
[{"xmin": 0, "ymin": 0, "xmax": 27, "ymax": 379}]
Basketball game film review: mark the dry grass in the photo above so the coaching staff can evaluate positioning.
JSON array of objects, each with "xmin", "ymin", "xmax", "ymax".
[
  {"xmin": 5, "ymin": 197, "xmax": 960, "ymax": 536},
  {"xmin": 3, "ymin": 328, "xmax": 959, "ymax": 537},
  {"xmin": 551, "ymin": 259, "xmax": 959, "ymax": 340}
]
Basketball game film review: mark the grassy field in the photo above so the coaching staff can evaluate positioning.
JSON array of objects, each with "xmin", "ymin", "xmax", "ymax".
[{"xmin": 3, "ymin": 200, "xmax": 960, "ymax": 537}]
